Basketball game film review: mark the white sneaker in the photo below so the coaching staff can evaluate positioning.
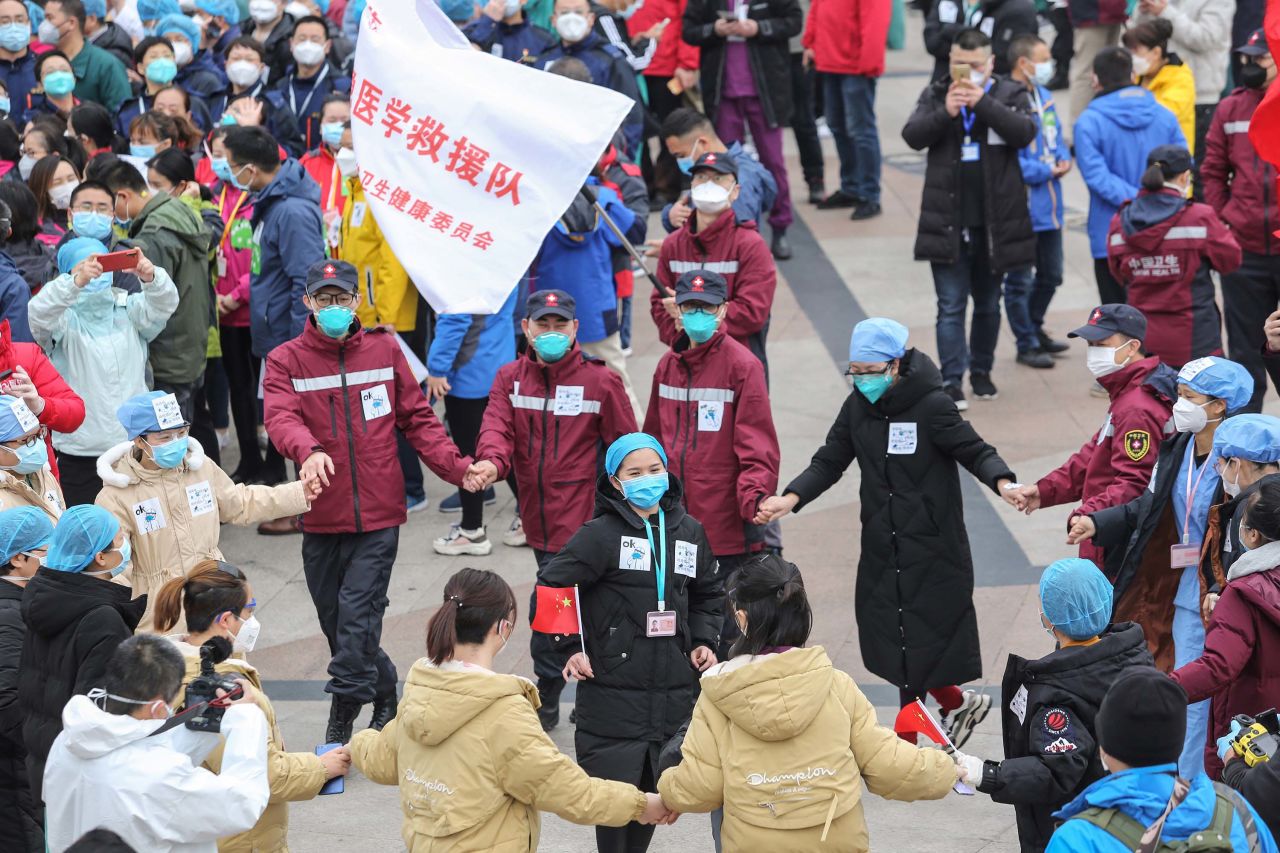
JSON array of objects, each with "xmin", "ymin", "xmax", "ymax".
[
  {"xmin": 433, "ymin": 524, "xmax": 493, "ymax": 556},
  {"xmin": 216, "ymin": 428, "xmax": 230, "ymax": 449},
  {"xmin": 945, "ymin": 690, "xmax": 992, "ymax": 750},
  {"xmin": 502, "ymin": 516, "xmax": 527, "ymax": 548},
  {"xmin": 621, "ymin": 347, "xmax": 634, "ymax": 358}
]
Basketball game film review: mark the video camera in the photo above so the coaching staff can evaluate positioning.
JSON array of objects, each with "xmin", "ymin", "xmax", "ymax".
[
  {"xmin": 181, "ymin": 636, "xmax": 244, "ymax": 733},
  {"xmin": 1230, "ymin": 709, "xmax": 1280, "ymax": 768}
]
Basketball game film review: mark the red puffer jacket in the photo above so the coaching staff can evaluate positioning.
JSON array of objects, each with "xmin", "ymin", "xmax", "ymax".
[
  {"xmin": 626, "ymin": 0, "xmax": 698, "ymax": 78},
  {"xmin": 0, "ymin": 319, "xmax": 84, "ymax": 479},
  {"xmin": 1202, "ymin": 86, "xmax": 1278, "ymax": 257},
  {"xmin": 1171, "ymin": 544, "xmax": 1280, "ymax": 779},
  {"xmin": 642, "ymin": 327, "xmax": 778, "ymax": 556},
  {"xmin": 262, "ymin": 321, "xmax": 469, "ymax": 534},
  {"xmin": 475, "ymin": 346, "xmax": 636, "ymax": 553},
  {"xmin": 651, "ymin": 210, "xmax": 776, "ymax": 362},
  {"xmin": 802, "ymin": 0, "xmax": 891, "ymax": 77}
]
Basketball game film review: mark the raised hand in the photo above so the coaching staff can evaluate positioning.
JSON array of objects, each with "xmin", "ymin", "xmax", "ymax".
[{"xmin": 7, "ymin": 366, "xmax": 43, "ymax": 415}]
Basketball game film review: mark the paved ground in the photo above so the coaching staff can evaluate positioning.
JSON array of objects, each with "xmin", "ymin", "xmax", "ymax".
[{"xmin": 204, "ymin": 17, "xmax": 1279, "ymax": 853}]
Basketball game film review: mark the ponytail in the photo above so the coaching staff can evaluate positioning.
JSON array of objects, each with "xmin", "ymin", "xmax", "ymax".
[
  {"xmin": 727, "ymin": 552, "xmax": 813, "ymax": 659},
  {"xmin": 152, "ymin": 559, "xmax": 250, "ymax": 634},
  {"xmin": 425, "ymin": 568, "xmax": 517, "ymax": 665},
  {"xmin": 1246, "ymin": 477, "xmax": 1280, "ymax": 542},
  {"xmin": 1140, "ymin": 163, "xmax": 1166, "ymax": 192}
]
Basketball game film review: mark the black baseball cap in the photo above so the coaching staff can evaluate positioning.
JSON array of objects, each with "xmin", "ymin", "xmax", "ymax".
[
  {"xmin": 690, "ymin": 150, "xmax": 737, "ymax": 178},
  {"xmin": 527, "ymin": 289, "xmax": 575, "ymax": 320},
  {"xmin": 674, "ymin": 269, "xmax": 728, "ymax": 306},
  {"xmin": 305, "ymin": 259, "xmax": 359, "ymax": 295},
  {"xmin": 1068, "ymin": 304, "xmax": 1147, "ymax": 342},
  {"xmin": 1147, "ymin": 144, "xmax": 1194, "ymax": 176},
  {"xmin": 1237, "ymin": 28, "xmax": 1269, "ymax": 56}
]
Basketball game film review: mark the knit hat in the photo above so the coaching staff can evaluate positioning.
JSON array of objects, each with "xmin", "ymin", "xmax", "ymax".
[{"xmin": 1097, "ymin": 668, "xmax": 1187, "ymax": 768}]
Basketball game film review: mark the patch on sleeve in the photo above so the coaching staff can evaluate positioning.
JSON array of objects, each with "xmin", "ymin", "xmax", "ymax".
[
  {"xmin": 1043, "ymin": 708, "xmax": 1071, "ymax": 734},
  {"xmin": 1033, "ymin": 707, "xmax": 1079, "ymax": 754},
  {"xmin": 1123, "ymin": 430, "xmax": 1151, "ymax": 462},
  {"xmin": 1044, "ymin": 737, "xmax": 1078, "ymax": 754}
]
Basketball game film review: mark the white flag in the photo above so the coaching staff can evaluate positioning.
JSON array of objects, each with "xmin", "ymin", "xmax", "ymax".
[{"xmin": 349, "ymin": 0, "xmax": 634, "ymax": 314}]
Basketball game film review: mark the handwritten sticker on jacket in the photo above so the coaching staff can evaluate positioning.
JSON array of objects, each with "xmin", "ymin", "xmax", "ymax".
[
  {"xmin": 888, "ymin": 422, "xmax": 917, "ymax": 455},
  {"xmin": 675, "ymin": 540, "xmax": 697, "ymax": 577},
  {"xmin": 698, "ymin": 400, "xmax": 723, "ymax": 432},
  {"xmin": 361, "ymin": 384, "xmax": 392, "ymax": 421},
  {"xmin": 186, "ymin": 481, "xmax": 215, "ymax": 517},
  {"xmin": 619, "ymin": 536, "xmax": 650, "ymax": 572},
  {"xmin": 554, "ymin": 385, "xmax": 584, "ymax": 416},
  {"xmin": 133, "ymin": 498, "xmax": 167, "ymax": 534}
]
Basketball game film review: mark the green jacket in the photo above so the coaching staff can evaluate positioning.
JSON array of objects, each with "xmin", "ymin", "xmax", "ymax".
[{"xmin": 126, "ymin": 194, "xmax": 212, "ymax": 386}]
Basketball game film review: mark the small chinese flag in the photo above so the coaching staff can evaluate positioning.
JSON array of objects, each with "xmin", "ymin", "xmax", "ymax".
[
  {"xmin": 894, "ymin": 700, "xmax": 953, "ymax": 747},
  {"xmin": 531, "ymin": 586, "xmax": 580, "ymax": 635}
]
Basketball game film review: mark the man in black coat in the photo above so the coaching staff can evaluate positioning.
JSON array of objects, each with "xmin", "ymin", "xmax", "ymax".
[
  {"xmin": 757, "ymin": 317, "xmax": 1015, "ymax": 745},
  {"xmin": 903, "ymin": 27, "xmax": 1037, "ymax": 410},
  {"xmin": 924, "ymin": 0, "xmax": 1039, "ymax": 81},
  {"xmin": 1222, "ymin": 741, "xmax": 1280, "ymax": 841}
]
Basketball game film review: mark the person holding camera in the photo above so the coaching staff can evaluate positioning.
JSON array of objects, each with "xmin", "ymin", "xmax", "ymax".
[
  {"xmin": 43, "ymin": 634, "xmax": 271, "ymax": 853},
  {"xmin": 154, "ymin": 559, "xmax": 351, "ymax": 851}
]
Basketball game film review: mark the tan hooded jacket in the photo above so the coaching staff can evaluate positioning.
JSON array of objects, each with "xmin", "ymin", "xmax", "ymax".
[
  {"xmin": 0, "ymin": 466, "xmax": 63, "ymax": 520},
  {"xmin": 351, "ymin": 659, "xmax": 647, "ymax": 852},
  {"xmin": 657, "ymin": 646, "xmax": 957, "ymax": 852}
]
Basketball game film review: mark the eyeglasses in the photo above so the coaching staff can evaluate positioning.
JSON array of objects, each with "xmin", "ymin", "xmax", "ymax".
[
  {"xmin": 72, "ymin": 202, "xmax": 113, "ymax": 214},
  {"xmin": 144, "ymin": 427, "xmax": 190, "ymax": 444},
  {"xmin": 1, "ymin": 426, "xmax": 47, "ymax": 450},
  {"xmin": 311, "ymin": 292, "xmax": 356, "ymax": 307},
  {"xmin": 678, "ymin": 303, "xmax": 716, "ymax": 315}
]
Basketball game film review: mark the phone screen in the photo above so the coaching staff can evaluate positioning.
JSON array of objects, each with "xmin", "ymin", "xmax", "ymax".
[{"xmin": 316, "ymin": 743, "xmax": 344, "ymax": 795}]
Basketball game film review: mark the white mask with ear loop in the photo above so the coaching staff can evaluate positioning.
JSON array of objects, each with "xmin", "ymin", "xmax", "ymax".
[
  {"xmin": 497, "ymin": 619, "xmax": 512, "ymax": 655},
  {"xmin": 230, "ymin": 612, "xmax": 261, "ymax": 652}
]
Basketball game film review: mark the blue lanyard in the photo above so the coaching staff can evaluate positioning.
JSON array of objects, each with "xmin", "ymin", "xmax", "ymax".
[
  {"xmin": 960, "ymin": 79, "xmax": 993, "ymax": 142},
  {"xmin": 643, "ymin": 508, "xmax": 668, "ymax": 611}
]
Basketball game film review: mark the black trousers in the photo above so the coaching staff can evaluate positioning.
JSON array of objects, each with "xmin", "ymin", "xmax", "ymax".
[
  {"xmin": 789, "ymin": 52, "xmax": 824, "ymax": 187},
  {"xmin": 219, "ymin": 324, "xmax": 265, "ymax": 480},
  {"xmin": 1048, "ymin": 7, "xmax": 1073, "ymax": 79},
  {"xmin": 1094, "ymin": 257, "xmax": 1124, "ymax": 305},
  {"xmin": 1192, "ymin": 102, "xmax": 1217, "ymax": 201},
  {"xmin": 155, "ymin": 376, "xmax": 220, "ymax": 468},
  {"xmin": 301, "ymin": 527, "xmax": 400, "ymax": 703},
  {"xmin": 575, "ymin": 731, "xmax": 659, "ymax": 853},
  {"xmin": 1223, "ymin": 250, "xmax": 1280, "ymax": 412},
  {"xmin": 639, "ymin": 74, "xmax": 685, "ymax": 205},
  {"xmin": 443, "ymin": 395, "xmax": 489, "ymax": 530},
  {"xmin": 54, "ymin": 452, "xmax": 100, "ymax": 507}
]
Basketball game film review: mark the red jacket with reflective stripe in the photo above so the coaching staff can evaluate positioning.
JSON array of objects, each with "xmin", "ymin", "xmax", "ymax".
[
  {"xmin": 1202, "ymin": 86, "xmax": 1278, "ymax": 257},
  {"xmin": 643, "ymin": 328, "xmax": 779, "ymax": 556},
  {"xmin": 262, "ymin": 321, "xmax": 469, "ymax": 534},
  {"xmin": 0, "ymin": 319, "xmax": 84, "ymax": 480},
  {"xmin": 475, "ymin": 346, "xmax": 637, "ymax": 553}
]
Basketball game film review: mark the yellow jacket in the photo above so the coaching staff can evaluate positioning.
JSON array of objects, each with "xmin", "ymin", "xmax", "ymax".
[
  {"xmin": 0, "ymin": 466, "xmax": 63, "ymax": 521},
  {"xmin": 1143, "ymin": 61, "xmax": 1197, "ymax": 154},
  {"xmin": 170, "ymin": 638, "xmax": 328, "ymax": 852},
  {"xmin": 350, "ymin": 659, "xmax": 647, "ymax": 851},
  {"xmin": 339, "ymin": 178, "xmax": 418, "ymax": 332},
  {"xmin": 93, "ymin": 437, "xmax": 310, "ymax": 632},
  {"xmin": 657, "ymin": 647, "xmax": 957, "ymax": 853}
]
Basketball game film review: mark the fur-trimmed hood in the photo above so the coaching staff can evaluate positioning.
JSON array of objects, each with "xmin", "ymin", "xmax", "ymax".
[{"xmin": 95, "ymin": 437, "xmax": 206, "ymax": 489}]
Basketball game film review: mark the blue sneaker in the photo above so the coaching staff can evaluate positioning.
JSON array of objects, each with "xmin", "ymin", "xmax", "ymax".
[
  {"xmin": 406, "ymin": 494, "xmax": 429, "ymax": 514},
  {"xmin": 438, "ymin": 487, "xmax": 496, "ymax": 513}
]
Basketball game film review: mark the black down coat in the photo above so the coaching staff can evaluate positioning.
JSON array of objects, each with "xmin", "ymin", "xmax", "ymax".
[
  {"xmin": 785, "ymin": 349, "xmax": 1014, "ymax": 694},
  {"xmin": 902, "ymin": 74, "xmax": 1037, "ymax": 275},
  {"xmin": 683, "ymin": 0, "xmax": 802, "ymax": 129},
  {"xmin": 978, "ymin": 622, "xmax": 1154, "ymax": 853},
  {"xmin": 0, "ymin": 580, "xmax": 40, "ymax": 852},
  {"xmin": 18, "ymin": 568, "xmax": 145, "ymax": 804}
]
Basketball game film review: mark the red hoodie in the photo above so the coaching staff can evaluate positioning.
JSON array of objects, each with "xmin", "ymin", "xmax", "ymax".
[
  {"xmin": 802, "ymin": 0, "xmax": 891, "ymax": 77},
  {"xmin": 0, "ymin": 319, "xmax": 84, "ymax": 479},
  {"xmin": 643, "ymin": 327, "xmax": 778, "ymax": 556},
  {"xmin": 625, "ymin": 0, "xmax": 699, "ymax": 78},
  {"xmin": 1203, "ymin": 86, "xmax": 1279, "ymax": 257}
]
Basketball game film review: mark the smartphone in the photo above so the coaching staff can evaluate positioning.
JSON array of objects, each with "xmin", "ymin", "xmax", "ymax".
[
  {"xmin": 316, "ymin": 743, "xmax": 345, "ymax": 795},
  {"xmin": 716, "ymin": 9, "xmax": 735, "ymax": 19},
  {"xmin": 95, "ymin": 248, "xmax": 141, "ymax": 273},
  {"xmin": 951, "ymin": 63, "xmax": 971, "ymax": 83}
]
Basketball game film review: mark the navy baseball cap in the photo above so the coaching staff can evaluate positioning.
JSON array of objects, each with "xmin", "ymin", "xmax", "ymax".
[
  {"xmin": 1147, "ymin": 144, "xmax": 1194, "ymax": 176},
  {"xmin": 1068, "ymin": 304, "xmax": 1148, "ymax": 342},
  {"xmin": 690, "ymin": 151, "xmax": 737, "ymax": 178},
  {"xmin": 1237, "ymin": 28, "xmax": 1269, "ymax": 56},
  {"xmin": 674, "ymin": 269, "xmax": 728, "ymax": 306},
  {"xmin": 305, "ymin": 260, "xmax": 359, "ymax": 295},
  {"xmin": 528, "ymin": 289, "xmax": 576, "ymax": 320}
]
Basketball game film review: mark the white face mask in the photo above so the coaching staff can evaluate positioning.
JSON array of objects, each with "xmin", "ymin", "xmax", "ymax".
[
  {"xmin": 1222, "ymin": 459, "xmax": 1242, "ymax": 498},
  {"xmin": 1132, "ymin": 55, "xmax": 1150, "ymax": 77},
  {"xmin": 968, "ymin": 68, "xmax": 987, "ymax": 86},
  {"xmin": 555, "ymin": 12, "xmax": 589, "ymax": 42},
  {"xmin": 1172, "ymin": 397, "xmax": 1213, "ymax": 434},
  {"xmin": 690, "ymin": 180, "xmax": 732, "ymax": 213},
  {"xmin": 291, "ymin": 40, "xmax": 324, "ymax": 67},
  {"xmin": 226, "ymin": 60, "xmax": 262, "ymax": 88},
  {"xmin": 1033, "ymin": 60, "xmax": 1054, "ymax": 87},
  {"xmin": 503, "ymin": 0, "xmax": 521, "ymax": 15},
  {"xmin": 49, "ymin": 181, "xmax": 78, "ymax": 210},
  {"xmin": 497, "ymin": 618, "xmax": 511, "ymax": 655},
  {"xmin": 335, "ymin": 146, "xmax": 358, "ymax": 178},
  {"xmin": 249, "ymin": 0, "xmax": 279, "ymax": 23},
  {"xmin": 284, "ymin": 0, "xmax": 311, "ymax": 17},
  {"xmin": 173, "ymin": 41, "xmax": 194, "ymax": 67},
  {"xmin": 1085, "ymin": 341, "xmax": 1133, "ymax": 379},
  {"xmin": 233, "ymin": 613, "xmax": 261, "ymax": 652},
  {"xmin": 18, "ymin": 154, "xmax": 37, "ymax": 181}
]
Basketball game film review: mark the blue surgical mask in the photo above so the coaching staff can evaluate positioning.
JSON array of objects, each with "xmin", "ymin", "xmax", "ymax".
[
  {"xmin": 220, "ymin": 112, "xmax": 238, "ymax": 126},
  {"xmin": 3, "ymin": 439, "xmax": 47, "ymax": 474},
  {"xmin": 532, "ymin": 331, "xmax": 571, "ymax": 362},
  {"xmin": 111, "ymin": 540, "xmax": 131, "ymax": 576},
  {"xmin": 147, "ymin": 435, "xmax": 189, "ymax": 468},
  {"xmin": 315, "ymin": 305, "xmax": 355, "ymax": 338},
  {"xmin": 130, "ymin": 143, "xmax": 157, "ymax": 159},
  {"xmin": 229, "ymin": 162, "xmax": 252, "ymax": 191},
  {"xmin": 145, "ymin": 57, "xmax": 177, "ymax": 85},
  {"xmin": 211, "ymin": 157, "xmax": 233, "ymax": 182},
  {"xmin": 0, "ymin": 96, "xmax": 9, "ymax": 115},
  {"xmin": 42, "ymin": 70, "xmax": 76, "ymax": 97},
  {"xmin": 1239, "ymin": 522, "xmax": 1251, "ymax": 553},
  {"xmin": 320, "ymin": 122, "xmax": 344, "ymax": 147},
  {"xmin": 620, "ymin": 472, "xmax": 669, "ymax": 510},
  {"xmin": 681, "ymin": 309, "xmax": 719, "ymax": 344},
  {"xmin": 0, "ymin": 23, "xmax": 29, "ymax": 52},
  {"xmin": 854, "ymin": 371, "xmax": 894, "ymax": 404},
  {"xmin": 72, "ymin": 210, "xmax": 112, "ymax": 240},
  {"xmin": 676, "ymin": 139, "xmax": 702, "ymax": 176},
  {"xmin": 82, "ymin": 273, "xmax": 113, "ymax": 293}
]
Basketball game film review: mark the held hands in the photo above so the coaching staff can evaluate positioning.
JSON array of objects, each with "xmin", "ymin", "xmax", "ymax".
[
  {"xmin": 1265, "ymin": 310, "xmax": 1280, "ymax": 353},
  {"xmin": 1202, "ymin": 592, "xmax": 1220, "ymax": 622},
  {"xmin": 319, "ymin": 745, "xmax": 353, "ymax": 779},
  {"xmin": 563, "ymin": 652, "xmax": 595, "ymax": 681},
  {"xmin": 951, "ymin": 751, "xmax": 985, "ymax": 785},
  {"xmin": 426, "ymin": 375, "xmax": 451, "ymax": 402},
  {"xmin": 1065, "ymin": 514, "xmax": 1096, "ymax": 546},
  {"xmin": 7, "ymin": 366, "xmax": 44, "ymax": 415},
  {"xmin": 1001, "ymin": 484, "xmax": 1040, "ymax": 515},
  {"xmin": 465, "ymin": 460, "xmax": 499, "ymax": 493},
  {"xmin": 301, "ymin": 472, "xmax": 325, "ymax": 502},
  {"xmin": 753, "ymin": 493, "xmax": 798, "ymax": 525},
  {"xmin": 690, "ymin": 645, "xmax": 717, "ymax": 671},
  {"xmin": 640, "ymin": 793, "xmax": 680, "ymax": 825},
  {"xmin": 301, "ymin": 451, "xmax": 335, "ymax": 488}
]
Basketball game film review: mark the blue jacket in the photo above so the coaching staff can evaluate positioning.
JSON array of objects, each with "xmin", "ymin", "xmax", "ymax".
[
  {"xmin": 426, "ymin": 287, "xmax": 518, "ymax": 399},
  {"xmin": 115, "ymin": 91, "xmax": 214, "ymax": 136},
  {"xmin": 273, "ymin": 65, "xmax": 352, "ymax": 153},
  {"xmin": 463, "ymin": 16, "xmax": 556, "ymax": 64},
  {"xmin": 1075, "ymin": 86, "xmax": 1185, "ymax": 259},
  {"xmin": 0, "ymin": 251, "xmax": 31, "ymax": 344},
  {"xmin": 210, "ymin": 84, "xmax": 306, "ymax": 158},
  {"xmin": 249, "ymin": 159, "xmax": 325, "ymax": 358},
  {"xmin": 1047, "ymin": 765, "xmax": 1279, "ymax": 853},
  {"xmin": 176, "ymin": 50, "xmax": 227, "ymax": 101},
  {"xmin": 1019, "ymin": 84, "xmax": 1072, "ymax": 233},
  {"xmin": 660, "ymin": 140, "xmax": 778, "ymax": 233},
  {"xmin": 0, "ymin": 51, "xmax": 37, "ymax": 125},
  {"xmin": 534, "ymin": 32, "xmax": 645, "ymax": 158}
]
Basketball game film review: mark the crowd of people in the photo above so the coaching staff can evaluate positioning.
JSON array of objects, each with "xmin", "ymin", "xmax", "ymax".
[{"xmin": 0, "ymin": 0, "xmax": 1270, "ymax": 850}]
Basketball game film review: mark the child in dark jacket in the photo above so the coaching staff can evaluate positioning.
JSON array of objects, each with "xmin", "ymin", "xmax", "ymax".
[{"xmin": 952, "ymin": 558, "xmax": 1155, "ymax": 852}]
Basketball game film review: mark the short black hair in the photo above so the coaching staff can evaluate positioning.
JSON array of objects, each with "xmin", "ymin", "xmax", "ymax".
[
  {"xmin": 728, "ymin": 553, "xmax": 813, "ymax": 658},
  {"xmin": 99, "ymin": 158, "xmax": 148, "ymax": 195},
  {"xmin": 547, "ymin": 56, "xmax": 591, "ymax": 84},
  {"xmin": 34, "ymin": 49, "xmax": 72, "ymax": 81},
  {"xmin": 0, "ymin": 119, "xmax": 19, "ymax": 164},
  {"xmin": 65, "ymin": 829, "xmax": 136, "ymax": 853},
  {"xmin": 48, "ymin": 0, "xmax": 86, "ymax": 30},
  {"xmin": 952, "ymin": 27, "xmax": 991, "ymax": 52},
  {"xmin": 0, "ymin": 182, "xmax": 39, "ymax": 242},
  {"xmin": 227, "ymin": 35, "xmax": 267, "ymax": 62},
  {"xmin": 1246, "ymin": 476, "xmax": 1280, "ymax": 542},
  {"xmin": 1094, "ymin": 46, "xmax": 1134, "ymax": 90},
  {"xmin": 100, "ymin": 634, "xmax": 185, "ymax": 715},
  {"xmin": 70, "ymin": 179, "xmax": 110, "ymax": 207},
  {"xmin": 224, "ymin": 126, "xmax": 280, "ymax": 170},
  {"xmin": 661, "ymin": 107, "xmax": 715, "ymax": 141},
  {"xmin": 148, "ymin": 146, "xmax": 195, "ymax": 184},
  {"xmin": 293, "ymin": 14, "xmax": 329, "ymax": 34},
  {"xmin": 84, "ymin": 150, "xmax": 121, "ymax": 183},
  {"xmin": 69, "ymin": 101, "xmax": 115, "ymax": 149},
  {"xmin": 1007, "ymin": 33, "xmax": 1044, "ymax": 68},
  {"xmin": 133, "ymin": 35, "xmax": 174, "ymax": 65}
]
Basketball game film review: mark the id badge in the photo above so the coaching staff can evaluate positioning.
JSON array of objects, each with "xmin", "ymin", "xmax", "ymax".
[
  {"xmin": 1170, "ymin": 543, "xmax": 1200, "ymax": 569},
  {"xmin": 646, "ymin": 611, "xmax": 676, "ymax": 637},
  {"xmin": 216, "ymin": 249, "xmax": 227, "ymax": 278},
  {"xmin": 961, "ymin": 143, "xmax": 981, "ymax": 163}
]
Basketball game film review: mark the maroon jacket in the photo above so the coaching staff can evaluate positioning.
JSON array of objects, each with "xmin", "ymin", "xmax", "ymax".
[
  {"xmin": 475, "ymin": 345, "xmax": 636, "ymax": 553},
  {"xmin": 651, "ymin": 209, "xmax": 776, "ymax": 364},
  {"xmin": 1203, "ymin": 86, "xmax": 1278, "ymax": 257},
  {"xmin": 263, "ymin": 321, "xmax": 469, "ymax": 534},
  {"xmin": 1107, "ymin": 189, "xmax": 1241, "ymax": 368},
  {"xmin": 1036, "ymin": 356, "xmax": 1177, "ymax": 567},
  {"xmin": 1171, "ymin": 543, "xmax": 1280, "ymax": 779},
  {"xmin": 643, "ymin": 327, "xmax": 778, "ymax": 556}
]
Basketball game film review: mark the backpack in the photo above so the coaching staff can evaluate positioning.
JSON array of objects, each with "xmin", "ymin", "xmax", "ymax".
[{"xmin": 1070, "ymin": 782, "xmax": 1263, "ymax": 853}]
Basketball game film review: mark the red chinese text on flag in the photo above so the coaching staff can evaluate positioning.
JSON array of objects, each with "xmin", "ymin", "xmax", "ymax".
[{"xmin": 531, "ymin": 586, "xmax": 581, "ymax": 635}]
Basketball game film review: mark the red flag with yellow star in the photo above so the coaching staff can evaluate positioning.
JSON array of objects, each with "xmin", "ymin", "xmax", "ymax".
[{"xmin": 531, "ymin": 586, "xmax": 581, "ymax": 635}]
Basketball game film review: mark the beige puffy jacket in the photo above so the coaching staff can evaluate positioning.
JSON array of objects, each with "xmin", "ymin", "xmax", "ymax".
[
  {"xmin": 169, "ymin": 638, "xmax": 327, "ymax": 852},
  {"xmin": 0, "ymin": 466, "xmax": 63, "ymax": 521},
  {"xmin": 658, "ymin": 646, "xmax": 958, "ymax": 852},
  {"xmin": 94, "ymin": 437, "xmax": 309, "ymax": 631},
  {"xmin": 351, "ymin": 659, "xmax": 647, "ymax": 852}
]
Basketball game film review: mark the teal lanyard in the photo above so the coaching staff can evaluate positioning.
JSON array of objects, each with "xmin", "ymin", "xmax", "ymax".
[{"xmin": 643, "ymin": 508, "xmax": 668, "ymax": 611}]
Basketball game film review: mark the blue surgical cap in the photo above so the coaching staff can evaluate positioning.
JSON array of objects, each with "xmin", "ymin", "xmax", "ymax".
[
  {"xmin": 157, "ymin": 13, "xmax": 200, "ymax": 45},
  {"xmin": 312, "ymin": 0, "xmax": 330, "ymax": 13},
  {"xmin": 1040, "ymin": 558, "xmax": 1113, "ymax": 641},
  {"xmin": 0, "ymin": 507, "xmax": 53, "ymax": 563},
  {"xmin": 195, "ymin": 0, "xmax": 240, "ymax": 24},
  {"xmin": 436, "ymin": 0, "xmax": 475, "ymax": 23},
  {"xmin": 605, "ymin": 433, "xmax": 668, "ymax": 477},
  {"xmin": 25, "ymin": 1, "xmax": 42, "ymax": 32},
  {"xmin": 81, "ymin": 0, "xmax": 107, "ymax": 19},
  {"xmin": 1177, "ymin": 357, "xmax": 1254, "ymax": 414},
  {"xmin": 57, "ymin": 237, "xmax": 108, "ymax": 276},
  {"xmin": 45, "ymin": 505, "xmax": 119, "ymax": 573},
  {"xmin": 0, "ymin": 395, "xmax": 38, "ymax": 443},
  {"xmin": 1214, "ymin": 414, "xmax": 1280, "ymax": 464},
  {"xmin": 849, "ymin": 318, "xmax": 908, "ymax": 363},
  {"xmin": 116, "ymin": 390, "xmax": 188, "ymax": 439},
  {"xmin": 136, "ymin": 0, "xmax": 182, "ymax": 22}
]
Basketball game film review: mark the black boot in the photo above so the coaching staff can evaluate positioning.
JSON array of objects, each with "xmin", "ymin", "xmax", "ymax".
[
  {"xmin": 325, "ymin": 696, "xmax": 363, "ymax": 744},
  {"xmin": 369, "ymin": 691, "xmax": 398, "ymax": 731},
  {"xmin": 536, "ymin": 677, "xmax": 562, "ymax": 731}
]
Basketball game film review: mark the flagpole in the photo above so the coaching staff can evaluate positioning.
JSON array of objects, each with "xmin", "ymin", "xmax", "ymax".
[
  {"xmin": 573, "ymin": 584, "xmax": 586, "ymax": 657},
  {"xmin": 578, "ymin": 184, "xmax": 672, "ymax": 297}
]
